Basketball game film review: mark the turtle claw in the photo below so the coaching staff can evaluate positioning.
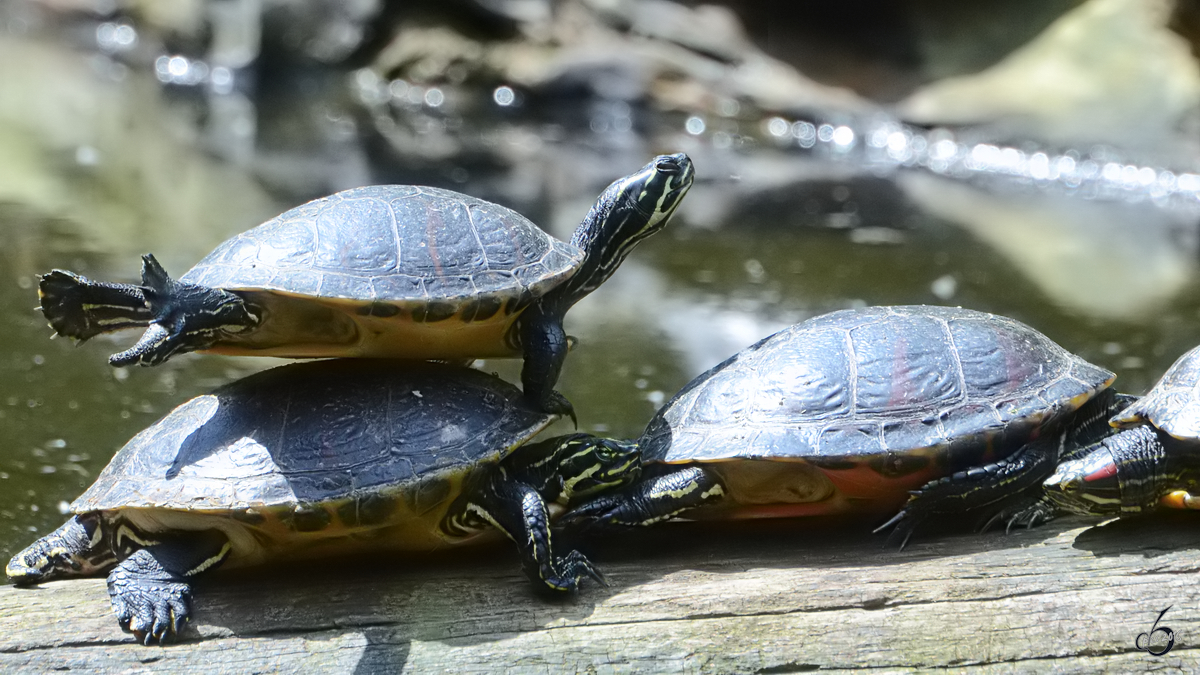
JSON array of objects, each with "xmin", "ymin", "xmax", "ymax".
[
  {"xmin": 980, "ymin": 498, "xmax": 1058, "ymax": 535},
  {"xmin": 109, "ymin": 323, "xmax": 176, "ymax": 367},
  {"xmin": 541, "ymin": 549, "xmax": 606, "ymax": 592},
  {"xmin": 110, "ymin": 576, "xmax": 191, "ymax": 645},
  {"xmin": 873, "ymin": 509, "xmax": 918, "ymax": 551},
  {"xmin": 543, "ymin": 390, "xmax": 577, "ymax": 429},
  {"xmin": 558, "ymin": 494, "xmax": 622, "ymax": 532},
  {"xmin": 107, "ymin": 550, "xmax": 193, "ymax": 645},
  {"xmin": 566, "ymin": 550, "xmax": 608, "ymax": 588}
]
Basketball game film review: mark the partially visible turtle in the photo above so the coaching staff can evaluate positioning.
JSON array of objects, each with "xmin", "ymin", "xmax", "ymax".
[
  {"xmin": 562, "ymin": 305, "xmax": 1116, "ymax": 544},
  {"xmin": 1044, "ymin": 344, "xmax": 1200, "ymax": 516},
  {"xmin": 38, "ymin": 153, "xmax": 694, "ymax": 415},
  {"xmin": 6, "ymin": 360, "xmax": 639, "ymax": 644}
]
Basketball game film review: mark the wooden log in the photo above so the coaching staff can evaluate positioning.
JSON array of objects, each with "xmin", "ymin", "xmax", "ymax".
[{"xmin": 2, "ymin": 514, "xmax": 1198, "ymax": 673}]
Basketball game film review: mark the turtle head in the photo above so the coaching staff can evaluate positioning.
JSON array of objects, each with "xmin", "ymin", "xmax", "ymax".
[
  {"xmin": 554, "ymin": 153, "xmax": 694, "ymax": 308},
  {"xmin": 552, "ymin": 434, "xmax": 642, "ymax": 504},
  {"xmin": 109, "ymin": 254, "xmax": 261, "ymax": 366},
  {"xmin": 6, "ymin": 514, "xmax": 115, "ymax": 585},
  {"xmin": 1043, "ymin": 448, "xmax": 1124, "ymax": 516},
  {"xmin": 1043, "ymin": 425, "xmax": 1168, "ymax": 516}
]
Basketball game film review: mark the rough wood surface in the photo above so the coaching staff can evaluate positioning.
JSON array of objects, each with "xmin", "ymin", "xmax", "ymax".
[{"xmin": 2, "ymin": 514, "xmax": 1199, "ymax": 673}]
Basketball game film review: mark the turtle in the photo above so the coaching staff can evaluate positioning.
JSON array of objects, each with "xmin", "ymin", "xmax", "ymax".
[
  {"xmin": 37, "ymin": 153, "xmax": 695, "ymax": 416},
  {"xmin": 1044, "ymin": 344, "xmax": 1200, "ymax": 517},
  {"xmin": 5, "ymin": 359, "xmax": 640, "ymax": 645},
  {"xmin": 560, "ymin": 305, "xmax": 1117, "ymax": 545}
]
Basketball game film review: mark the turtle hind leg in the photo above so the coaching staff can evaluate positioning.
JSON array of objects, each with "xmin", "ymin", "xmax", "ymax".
[
  {"xmin": 875, "ymin": 438, "xmax": 1060, "ymax": 549},
  {"xmin": 6, "ymin": 514, "xmax": 115, "ymax": 584},
  {"xmin": 106, "ymin": 529, "xmax": 231, "ymax": 645},
  {"xmin": 109, "ymin": 254, "xmax": 260, "ymax": 367},
  {"xmin": 39, "ymin": 270, "xmax": 153, "ymax": 341}
]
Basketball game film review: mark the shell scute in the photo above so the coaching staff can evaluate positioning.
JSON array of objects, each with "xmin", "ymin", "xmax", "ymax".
[
  {"xmin": 849, "ymin": 315, "xmax": 962, "ymax": 414},
  {"xmin": 937, "ymin": 403, "xmax": 1003, "ymax": 444},
  {"xmin": 749, "ymin": 328, "xmax": 851, "ymax": 422},
  {"xmin": 882, "ymin": 418, "xmax": 945, "ymax": 455},
  {"xmin": 818, "ymin": 424, "xmax": 885, "ymax": 458},
  {"xmin": 253, "ymin": 219, "xmax": 317, "ymax": 268},
  {"xmin": 369, "ymin": 274, "xmax": 425, "ymax": 300},
  {"xmin": 313, "ymin": 197, "xmax": 399, "ymax": 273}
]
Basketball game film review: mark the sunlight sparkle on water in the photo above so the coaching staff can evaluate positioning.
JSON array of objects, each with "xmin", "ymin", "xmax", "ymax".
[{"xmin": 493, "ymin": 86, "xmax": 516, "ymax": 106}]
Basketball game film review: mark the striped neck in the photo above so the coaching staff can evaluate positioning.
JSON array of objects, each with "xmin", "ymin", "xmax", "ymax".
[{"xmin": 544, "ymin": 153, "xmax": 694, "ymax": 313}]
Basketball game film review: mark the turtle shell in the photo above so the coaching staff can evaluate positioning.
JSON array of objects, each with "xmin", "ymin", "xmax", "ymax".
[
  {"xmin": 642, "ymin": 306, "xmax": 1113, "ymax": 493},
  {"xmin": 185, "ymin": 185, "xmax": 582, "ymax": 308},
  {"xmin": 72, "ymin": 359, "xmax": 554, "ymax": 552},
  {"xmin": 1111, "ymin": 345, "xmax": 1200, "ymax": 439}
]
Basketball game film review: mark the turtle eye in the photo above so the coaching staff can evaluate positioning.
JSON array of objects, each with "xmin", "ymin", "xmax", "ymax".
[{"xmin": 656, "ymin": 158, "xmax": 682, "ymax": 174}]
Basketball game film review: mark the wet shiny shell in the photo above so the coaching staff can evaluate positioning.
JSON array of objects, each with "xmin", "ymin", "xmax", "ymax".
[
  {"xmin": 642, "ymin": 305, "xmax": 1114, "ymax": 466},
  {"xmin": 181, "ymin": 185, "xmax": 583, "ymax": 313},
  {"xmin": 72, "ymin": 360, "xmax": 554, "ymax": 517},
  {"xmin": 1111, "ymin": 344, "xmax": 1200, "ymax": 439}
]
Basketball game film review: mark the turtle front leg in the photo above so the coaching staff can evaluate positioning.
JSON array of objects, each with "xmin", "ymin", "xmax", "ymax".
[
  {"xmin": 110, "ymin": 254, "xmax": 259, "ymax": 367},
  {"xmin": 446, "ymin": 477, "xmax": 604, "ymax": 593},
  {"xmin": 106, "ymin": 530, "xmax": 231, "ymax": 645},
  {"xmin": 559, "ymin": 466, "xmax": 727, "ymax": 530},
  {"xmin": 876, "ymin": 438, "xmax": 1060, "ymax": 549}
]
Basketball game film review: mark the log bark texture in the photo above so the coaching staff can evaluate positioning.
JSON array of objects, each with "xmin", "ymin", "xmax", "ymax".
[{"xmin": 1, "ymin": 514, "xmax": 1198, "ymax": 673}]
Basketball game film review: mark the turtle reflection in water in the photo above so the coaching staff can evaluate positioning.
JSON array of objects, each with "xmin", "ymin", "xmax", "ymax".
[
  {"xmin": 6, "ymin": 360, "xmax": 639, "ymax": 644},
  {"xmin": 1045, "ymin": 344, "xmax": 1200, "ymax": 517},
  {"xmin": 563, "ymin": 306, "xmax": 1120, "ymax": 545},
  {"xmin": 38, "ymin": 154, "xmax": 694, "ymax": 417}
]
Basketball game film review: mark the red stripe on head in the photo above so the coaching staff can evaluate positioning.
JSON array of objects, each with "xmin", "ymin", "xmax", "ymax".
[{"xmin": 1084, "ymin": 461, "xmax": 1118, "ymax": 483}]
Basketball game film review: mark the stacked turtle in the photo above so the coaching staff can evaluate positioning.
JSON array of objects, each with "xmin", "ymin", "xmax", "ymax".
[{"xmin": 8, "ymin": 154, "xmax": 694, "ymax": 643}]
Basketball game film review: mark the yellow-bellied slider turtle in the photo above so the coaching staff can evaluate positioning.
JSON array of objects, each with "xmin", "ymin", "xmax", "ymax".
[
  {"xmin": 38, "ymin": 154, "xmax": 694, "ymax": 416},
  {"xmin": 562, "ymin": 305, "xmax": 1116, "ymax": 545},
  {"xmin": 6, "ymin": 360, "xmax": 639, "ymax": 644},
  {"xmin": 1044, "ymin": 344, "xmax": 1200, "ymax": 516}
]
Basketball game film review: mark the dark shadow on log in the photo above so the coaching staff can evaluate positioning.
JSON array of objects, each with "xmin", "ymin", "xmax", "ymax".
[
  {"xmin": 1070, "ymin": 510, "xmax": 1200, "ymax": 559},
  {"xmin": 570, "ymin": 510, "xmax": 1079, "ymax": 579}
]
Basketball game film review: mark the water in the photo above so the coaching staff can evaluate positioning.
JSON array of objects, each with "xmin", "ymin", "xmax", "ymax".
[{"xmin": 2, "ymin": 26, "xmax": 1200, "ymax": 564}]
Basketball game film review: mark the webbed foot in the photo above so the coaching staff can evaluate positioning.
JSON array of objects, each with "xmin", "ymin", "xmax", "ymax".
[
  {"xmin": 107, "ymin": 549, "xmax": 192, "ymax": 645},
  {"xmin": 537, "ymin": 549, "xmax": 607, "ymax": 593},
  {"xmin": 980, "ymin": 496, "xmax": 1058, "ymax": 534},
  {"xmin": 38, "ymin": 270, "xmax": 152, "ymax": 341},
  {"xmin": 541, "ymin": 390, "xmax": 577, "ymax": 428}
]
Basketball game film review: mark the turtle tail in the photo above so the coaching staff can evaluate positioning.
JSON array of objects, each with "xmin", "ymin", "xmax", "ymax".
[{"xmin": 39, "ymin": 269, "xmax": 154, "ymax": 341}]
